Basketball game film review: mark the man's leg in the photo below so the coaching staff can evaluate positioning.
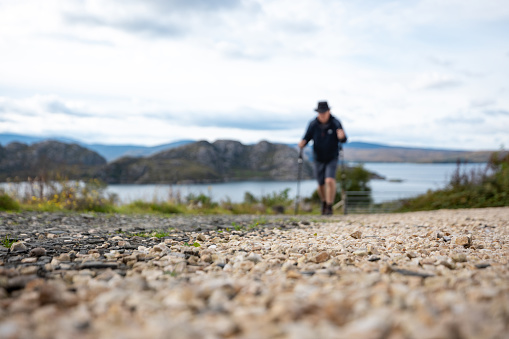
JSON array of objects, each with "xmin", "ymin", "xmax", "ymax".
[
  {"xmin": 314, "ymin": 161, "xmax": 327, "ymax": 214},
  {"xmin": 317, "ymin": 185, "xmax": 326, "ymax": 202},
  {"xmin": 323, "ymin": 158, "xmax": 339, "ymax": 215},
  {"xmin": 325, "ymin": 178, "xmax": 336, "ymax": 205},
  {"xmin": 317, "ymin": 184, "xmax": 326, "ymax": 214}
]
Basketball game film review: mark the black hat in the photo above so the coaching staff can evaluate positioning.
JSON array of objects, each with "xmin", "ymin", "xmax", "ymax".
[{"xmin": 314, "ymin": 101, "xmax": 330, "ymax": 113}]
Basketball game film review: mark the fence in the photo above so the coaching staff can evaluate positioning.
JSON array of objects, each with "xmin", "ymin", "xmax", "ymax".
[{"xmin": 337, "ymin": 190, "xmax": 420, "ymax": 214}]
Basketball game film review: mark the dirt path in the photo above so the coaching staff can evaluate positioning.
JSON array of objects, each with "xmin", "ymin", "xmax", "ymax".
[{"xmin": 1, "ymin": 207, "xmax": 508, "ymax": 338}]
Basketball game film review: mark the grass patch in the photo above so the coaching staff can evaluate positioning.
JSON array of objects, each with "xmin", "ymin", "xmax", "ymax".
[
  {"xmin": 399, "ymin": 151, "xmax": 509, "ymax": 211},
  {"xmin": 1, "ymin": 235, "xmax": 17, "ymax": 248},
  {"xmin": 117, "ymin": 229, "xmax": 175, "ymax": 238},
  {"xmin": 120, "ymin": 200, "xmax": 182, "ymax": 215},
  {"xmin": 0, "ymin": 191, "xmax": 21, "ymax": 211}
]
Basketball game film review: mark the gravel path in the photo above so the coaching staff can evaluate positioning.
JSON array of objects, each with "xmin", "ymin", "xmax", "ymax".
[{"xmin": 1, "ymin": 208, "xmax": 508, "ymax": 339}]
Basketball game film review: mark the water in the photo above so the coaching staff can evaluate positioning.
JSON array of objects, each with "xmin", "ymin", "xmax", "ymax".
[{"xmin": 104, "ymin": 162, "xmax": 487, "ymax": 204}]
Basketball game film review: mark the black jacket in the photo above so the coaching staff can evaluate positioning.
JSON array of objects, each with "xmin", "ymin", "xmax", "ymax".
[{"xmin": 303, "ymin": 115, "xmax": 347, "ymax": 162}]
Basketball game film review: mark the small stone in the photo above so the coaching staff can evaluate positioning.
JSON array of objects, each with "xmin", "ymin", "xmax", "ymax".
[
  {"xmin": 367, "ymin": 244, "xmax": 379, "ymax": 255},
  {"xmin": 20, "ymin": 266, "xmax": 39, "ymax": 275},
  {"xmin": 79, "ymin": 262, "xmax": 119, "ymax": 270},
  {"xmin": 10, "ymin": 241, "xmax": 27, "ymax": 252},
  {"xmin": 58, "ymin": 253, "xmax": 71, "ymax": 262},
  {"xmin": 286, "ymin": 270, "xmax": 301, "ymax": 279},
  {"xmin": 118, "ymin": 241, "xmax": 130, "ymax": 247},
  {"xmin": 439, "ymin": 260, "xmax": 455, "ymax": 270},
  {"xmin": 29, "ymin": 247, "xmax": 47, "ymax": 257},
  {"xmin": 197, "ymin": 234, "xmax": 207, "ymax": 241},
  {"xmin": 353, "ymin": 250, "xmax": 368, "ymax": 256},
  {"xmin": 246, "ymin": 253, "xmax": 262, "ymax": 263},
  {"xmin": 311, "ymin": 251, "xmax": 330, "ymax": 263},
  {"xmin": 350, "ymin": 231, "xmax": 362, "ymax": 239},
  {"xmin": 475, "ymin": 263, "xmax": 491, "ymax": 269},
  {"xmin": 406, "ymin": 251, "xmax": 418, "ymax": 258},
  {"xmin": 21, "ymin": 257, "xmax": 38, "ymax": 264},
  {"xmin": 454, "ymin": 235, "xmax": 472, "ymax": 247},
  {"xmin": 451, "ymin": 253, "xmax": 467, "ymax": 263},
  {"xmin": 368, "ymin": 255, "xmax": 380, "ymax": 262},
  {"xmin": 153, "ymin": 243, "xmax": 168, "ymax": 252}
]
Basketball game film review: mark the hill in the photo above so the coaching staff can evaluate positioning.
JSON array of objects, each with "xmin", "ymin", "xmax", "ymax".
[
  {"xmin": 0, "ymin": 133, "xmax": 496, "ymax": 163},
  {"xmin": 100, "ymin": 140, "xmax": 314, "ymax": 184},
  {"xmin": 0, "ymin": 140, "xmax": 106, "ymax": 181},
  {"xmin": 0, "ymin": 133, "xmax": 194, "ymax": 161},
  {"xmin": 342, "ymin": 147, "xmax": 493, "ymax": 163}
]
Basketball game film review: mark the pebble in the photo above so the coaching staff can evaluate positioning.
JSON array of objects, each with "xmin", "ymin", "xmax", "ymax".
[
  {"xmin": 454, "ymin": 234, "xmax": 472, "ymax": 247},
  {"xmin": 0, "ymin": 208, "xmax": 508, "ymax": 338},
  {"xmin": 350, "ymin": 231, "xmax": 362, "ymax": 239},
  {"xmin": 29, "ymin": 248, "xmax": 46, "ymax": 257},
  {"xmin": 10, "ymin": 241, "xmax": 27, "ymax": 252}
]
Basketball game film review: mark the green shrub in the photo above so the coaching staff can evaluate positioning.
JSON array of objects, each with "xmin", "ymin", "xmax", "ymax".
[
  {"xmin": 0, "ymin": 191, "xmax": 20, "ymax": 211},
  {"xmin": 125, "ymin": 200, "xmax": 182, "ymax": 214},
  {"xmin": 186, "ymin": 193, "xmax": 217, "ymax": 208},
  {"xmin": 399, "ymin": 151, "xmax": 509, "ymax": 211},
  {"xmin": 261, "ymin": 188, "xmax": 292, "ymax": 207}
]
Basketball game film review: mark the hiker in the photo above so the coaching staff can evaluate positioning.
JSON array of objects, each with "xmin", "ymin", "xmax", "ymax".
[{"xmin": 298, "ymin": 101, "xmax": 347, "ymax": 215}]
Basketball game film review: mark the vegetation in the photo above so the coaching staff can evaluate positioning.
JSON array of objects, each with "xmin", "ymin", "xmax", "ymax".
[
  {"xmin": 120, "ymin": 200, "xmax": 182, "ymax": 214},
  {"xmin": 399, "ymin": 152, "xmax": 509, "ymax": 211},
  {"xmin": 0, "ymin": 190, "xmax": 20, "ymax": 211},
  {"xmin": 116, "ymin": 229, "xmax": 175, "ymax": 238},
  {"xmin": 307, "ymin": 164, "xmax": 373, "ymax": 207},
  {"xmin": 6, "ymin": 177, "xmax": 117, "ymax": 213},
  {"xmin": 0, "ymin": 162, "xmax": 381, "ymax": 215},
  {"xmin": 1, "ymin": 234, "xmax": 17, "ymax": 248},
  {"xmin": 1, "ymin": 176, "xmax": 315, "ymax": 215}
]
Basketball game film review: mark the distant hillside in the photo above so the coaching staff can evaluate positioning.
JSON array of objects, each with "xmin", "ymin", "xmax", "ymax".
[
  {"xmin": 0, "ymin": 133, "xmax": 496, "ymax": 163},
  {"xmin": 85, "ymin": 140, "xmax": 194, "ymax": 161},
  {"xmin": 0, "ymin": 141, "xmax": 106, "ymax": 181},
  {"xmin": 100, "ymin": 140, "xmax": 314, "ymax": 184},
  {"xmin": 342, "ymin": 147, "xmax": 493, "ymax": 163},
  {"xmin": 0, "ymin": 133, "xmax": 194, "ymax": 161}
]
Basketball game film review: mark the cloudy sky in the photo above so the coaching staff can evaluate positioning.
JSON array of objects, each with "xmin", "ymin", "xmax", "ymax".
[{"xmin": 0, "ymin": 0, "xmax": 508, "ymax": 150}]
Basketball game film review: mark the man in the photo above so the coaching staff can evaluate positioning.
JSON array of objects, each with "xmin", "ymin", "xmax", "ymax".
[{"xmin": 298, "ymin": 101, "xmax": 347, "ymax": 215}]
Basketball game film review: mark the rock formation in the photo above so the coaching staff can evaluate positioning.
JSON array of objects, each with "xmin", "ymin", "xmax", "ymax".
[
  {"xmin": 101, "ymin": 140, "xmax": 314, "ymax": 184},
  {"xmin": 0, "ymin": 140, "xmax": 106, "ymax": 181}
]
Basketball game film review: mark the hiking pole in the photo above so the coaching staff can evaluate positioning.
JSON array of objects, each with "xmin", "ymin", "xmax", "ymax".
[
  {"xmin": 295, "ymin": 148, "xmax": 303, "ymax": 215},
  {"xmin": 340, "ymin": 147, "xmax": 347, "ymax": 215}
]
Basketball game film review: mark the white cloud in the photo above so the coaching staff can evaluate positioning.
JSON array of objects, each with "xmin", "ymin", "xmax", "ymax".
[
  {"xmin": 0, "ymin": 0, "xmax": 508, "ymax": 150},
  {"xmin": 410, "ymin": 72, "xmax": 462, "ymax": 90}
]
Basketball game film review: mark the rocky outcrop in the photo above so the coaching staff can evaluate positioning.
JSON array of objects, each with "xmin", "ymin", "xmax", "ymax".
[
  {"xmin": 0, "ymin": 140, "xmax": 106, "ymax": 181},
  {"xmin": 101, "ymin": 140, "xmax": 314, "ymax": 184}
]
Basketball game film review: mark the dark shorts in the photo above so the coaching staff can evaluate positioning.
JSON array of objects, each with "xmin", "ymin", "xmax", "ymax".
[{"xmin": 314, "ymin": 158, "xmax": 338, "ymax": 186}]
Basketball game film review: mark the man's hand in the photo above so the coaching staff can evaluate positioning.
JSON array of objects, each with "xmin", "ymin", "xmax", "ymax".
[
  {"xmin": 337, "ymin": 129, "xmax": 346, "ymax": 142},
  {"xmin": 298, "ymin": 139, "xmax": 307, "ymax": 149}
]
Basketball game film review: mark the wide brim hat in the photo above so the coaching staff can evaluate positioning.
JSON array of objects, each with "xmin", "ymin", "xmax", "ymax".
[{"xmin": 314, "ymin": 101, "xmax": 330, "ymax": 113}]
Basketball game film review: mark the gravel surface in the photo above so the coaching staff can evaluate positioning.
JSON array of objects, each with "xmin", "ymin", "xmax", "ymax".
[{"xmin": 1, "ymin": 208, "xmax": 508, "ymax": 339}]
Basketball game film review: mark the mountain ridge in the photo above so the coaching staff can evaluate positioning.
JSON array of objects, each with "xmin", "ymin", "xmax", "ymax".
[
  {"xmin": 0, "ymin": 133, "xmax": 497, "ymax": 163},
  {"xmin": 0, "ymin": 140, "xmax": 106, "ymax": 181},
  {"xmin": 100, "ymin": 140, "xmax": 314, "ymax": 184}
]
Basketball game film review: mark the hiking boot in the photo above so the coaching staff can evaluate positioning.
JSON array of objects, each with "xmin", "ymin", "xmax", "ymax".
[
  {"xmin": 325, "ymin": 204, "xmax": 333, "ymax": 215},
  {"xmin": 321, "ymin": 201, "xmax": 327, "ymax": 215}
]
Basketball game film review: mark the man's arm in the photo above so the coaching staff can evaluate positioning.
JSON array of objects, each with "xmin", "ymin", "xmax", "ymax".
[{"xmin": 300, "ymin": 120, "xmax": 314, "ymax": 149}]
